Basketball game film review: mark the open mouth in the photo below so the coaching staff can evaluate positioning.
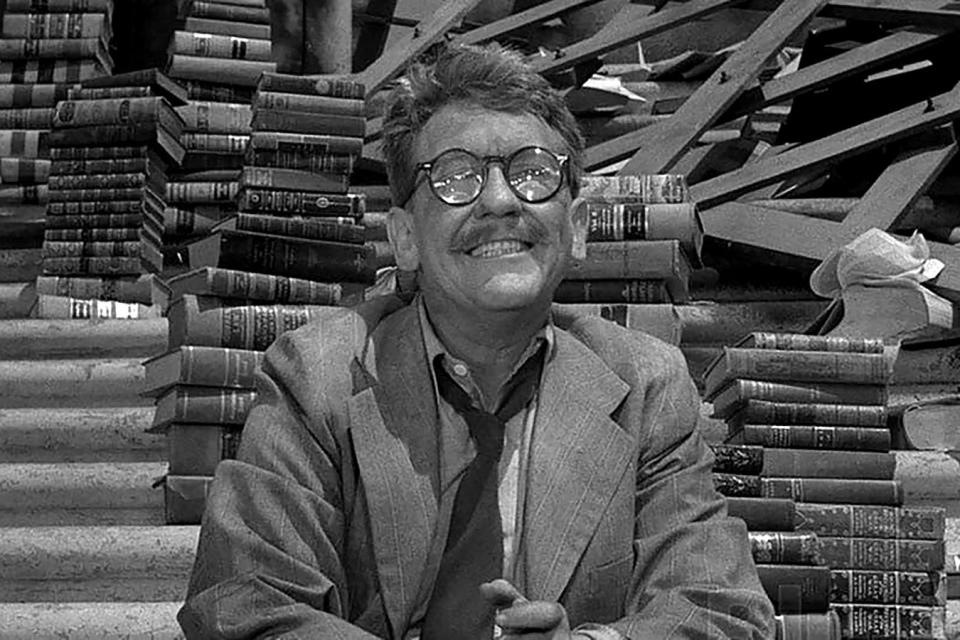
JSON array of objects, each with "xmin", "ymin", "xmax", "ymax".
[{"xmin": 467, "ymin": 240, "xmax": 531, "ymax": 258}]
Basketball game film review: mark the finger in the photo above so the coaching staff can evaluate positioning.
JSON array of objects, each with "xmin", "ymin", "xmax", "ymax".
[
  {"xmin": 495, "ymin": 601, "xmax": 565, "ymax": 632},
  {"xmin": 480, "ymin": 579, "xmax": 527, "ymax": 609}
]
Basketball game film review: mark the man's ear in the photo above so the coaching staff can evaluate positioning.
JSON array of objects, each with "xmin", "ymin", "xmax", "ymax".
[
  {"xmin": 569, "ymin": 196, "xmax": 588, "ymax": 260},
  {"xmin": 387, "ymin": 205, "xmax": 421, "ymax": 271}
]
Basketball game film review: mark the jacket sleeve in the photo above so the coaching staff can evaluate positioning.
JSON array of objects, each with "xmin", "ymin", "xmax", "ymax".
[
  {"xmin": 582, "ymin": 343, "xmax": 775, "ymax": 640},
  {"xmin": 178, "ymin": 333, "xmax": 383, "ymax": 640}
]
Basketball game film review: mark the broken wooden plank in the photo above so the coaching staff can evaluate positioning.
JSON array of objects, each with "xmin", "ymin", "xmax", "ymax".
[
  {"xmin": 832, "ymin": 126, "xmax": 957, "ymax": 249},
  {"xmin": 357, "ymin": 0, "xmax": 486, "ymax": 96},
  {"xmin": 455, "ymin": 0, "xmax": 607, "ymax": 45},
  {"xmin": 723, "ymin": 27, "xmax": 951, "ymax": 123},
  {"xmin": 529, "ymin": 0, "xmax": 744, "ymax": 77},
  {"xmin": 701, "ymin": 201, "xmax": 960, "ymax": 302},
  {"xmin": 599, "ymin": 0, "xmax": 827, "ymax": 175},
  {"xmin": 747, "ymin": 0, "xmax": 960, "ymax": 28},
  {"xmin": 689, "ymin": 81, "xmax": 960, "ymax": 209}
]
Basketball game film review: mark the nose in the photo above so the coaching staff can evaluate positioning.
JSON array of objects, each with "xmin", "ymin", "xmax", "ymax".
[{"xmin": 475, "ymin": 163, "xmax": 521, "ymax": 217}]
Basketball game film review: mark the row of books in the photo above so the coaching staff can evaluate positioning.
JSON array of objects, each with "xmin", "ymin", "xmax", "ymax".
[{"xmin": 703, "ymin": 332, "xmax": 948, "ymax": 639}]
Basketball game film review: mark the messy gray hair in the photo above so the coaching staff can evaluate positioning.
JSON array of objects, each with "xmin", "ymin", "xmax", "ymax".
[{"xmin": 381, "ymin": 42, "xmax": 584, "ymax": 207}]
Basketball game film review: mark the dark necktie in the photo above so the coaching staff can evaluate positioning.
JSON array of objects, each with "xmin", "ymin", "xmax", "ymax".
[{"xmin": 420, "ymin": 350, "xmax": 543, "ymax": 640}]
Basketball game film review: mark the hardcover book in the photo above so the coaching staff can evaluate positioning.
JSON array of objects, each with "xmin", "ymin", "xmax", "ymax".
[
  {"xmin": 170, "ymin": 30, "xmax": 272, "ymax": 62},
  {"xmin": 794, "ymin": 504, "xmax": 946, "ymax": 540},
  {"xmin": 80, "ymin": 68, "xmax": 189, "ymax": 105},
  {"xmin": 725, "ymin": 425, "xmax": 892, "ymax": 453},
  {"xmin": 247, "ymin": 130, "xmax": 363, "ymax": 157},
  {"xmin": 256, "ymin": 72, "xmax": 365, "ymax": 99},
  {"xmin": 164, "ymin": 266, "xmax": 353, "ymax": 307},
  {"xmin": 564, "ymin": 239, "xmax": 691, "ymax": 302},
  {"xmin": 817, "ymin": 537, "xmax": 945, "ymax": 571},
  {"xmin": 250, "ymin": 108, "xmax": 365, "ymax": 138},
  {"xmin": 712, "ymin": 474, "xmax": 903, "ymax": 506},
  {"xmin": 35, "ymin": 273, "xmax": 158, "ymax": 304},
  {"xmin": 238, "ymin": 188, "xmax": 364, "ymax": 217},
  {"xmin": 252, "ymin": 90, "xmax": 365, "ymax": 117},
  {"xmin": 756, "ymin": 564, "xmax": 831, "ymax": 614},
  {"xmin": 830, "ymin": 570, "xmax": 946, "ymax": 606},
  {"xmin": 710, "ymin": 445, "xmax": 896, "ymax": 480},
  {"xmin": 580, "ymin": 174, "xmax": 689, "ymax": 203},
  {"xmin": 214, "ymin": 213, "xmax": 366, "ymax": 245},
  {"xmin": 167, "ymin": 423, "xmax": 243, "ymax": 475},
  {"xmin": 167, "ymin": 54, "xmax": 276, "ymax": 88},
  {"xmin": 553, "ymin": 279, "xmax": 672, "ymax": 304},
  {"xmin": 710, "ymin": 379, "xmax": 888, "ymax": 420},
  {"xmin": 150, "ymin": 384, "xmax": 258, "ymax": 431},
  {"xmin": 831, "ymin": 603, "xmax": 946, "ymax": 639},
  {"xmin": 29, "ymin": 293, "xmax": 160, "ymax": 319},
  {"xmin": 749, "ymin": 531, "xmax": 823, "ymax": 565},
  {"xmin": 142, "ymin": 345, "xmax": 264, "ymax": 396},
  {"xmin": 727, "ymin": 400, "xmax": 888, "ymax": 428}
]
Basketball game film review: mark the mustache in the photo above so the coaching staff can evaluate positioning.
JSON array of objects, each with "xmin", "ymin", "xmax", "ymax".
[{"xmin": 452, "ymin": 219, "xmax": 550, "ymax": 251}]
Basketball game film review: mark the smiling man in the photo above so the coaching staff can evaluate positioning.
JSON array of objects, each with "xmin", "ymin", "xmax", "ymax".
[{"xmin": 179, "ymin": 43, "xmax": 774, "ymax": 640}]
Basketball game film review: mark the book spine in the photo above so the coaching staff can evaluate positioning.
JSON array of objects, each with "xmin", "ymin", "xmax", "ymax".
[
  {"xmin": 171, "ymin": 30, "xmax": 272, "ymax": 61},
  {"xmin": 257, "ymin": 73, "xmax": 366, "ymax": 99},
  {"xmin": 181, "ymin": 80, "xmax": 255, "ymax": 103},
  {"xmin": 182, "ymin": 16, "xmax": 271, "ymax": 40},
  {"xmin": 731, "ymin": 425, "xmax": 892, "ymax": 452},
  {"xmin": 817, "ymin": 538, "xmax": 944, "ymax": 571},
  {"xmin": 218, "ymin": 232, "xmax": 373, "ymax": 283},
  {"xmin": 566, "ymin": 239, "xmax": 687, "ymax": 282},
  {"xmin": 48, "ymin": 187, "xmax": 150, "ymax": 202},
  {"xmin": 67, "ymin": 86, "xmax": 153, "ymax": 100},
  {"xmin": 2, "ymin": 12, "xmax": 107, "ymax": 39},
  {"xmin": 171, "ymin": 388, "xmax": 258, "ymax": 425},
  {"xmin": 209, "ymin": 305, "xmax": 318, "ymax": 350},
  {"xmin": 0, "ymin": 184, "xmax": 47, "ymax": 204},
  {"xmin": 725, "ymin": 497, "xmax": 796, "ymax": 531},
  {"xmin": 53, "ymin": 97, "xmax": 161, "ymax": 128},
  {"xmin": 755, "ymin": 564, "xmax": 831, "ymax": 615},
  {"xmin": 0, "ymin": 84, "xmax": 70, "ymax": 108},
  {"xmin": 237, "ymin": 188, "xmax": 364, "ymax": 217},
  {"xmin": 0, "ymin": 158, "xmax": 50, "ymax": 183},
  {"xmin": 179, "ymin": 346, "xmax": 264, "ymax": 388},
  {"xmin": 252, "ymin": 91, "xmax": 365, "ymax": 117},
  {"xmin": 580, "ymin": 174, "xmax": 689, "ymax": 203},
  {"xmin": 0, "ymin": 130, "xmax": 48, "ymax": 158},
  {"xmin": 49, "ymin": 157, "xmax": 149, "ymax": 175},
  {"xmin": 35, "ymin": 274, "xmax": 153, "ymax": 304},
  {"xmin": 45, "ymin": 227, "xmax": 144, "ymax": 242},
  {"xmin": 583, "ymin": 201, "xmax": 697, "ymax": 243},
  {"xmin": 0, "ymin": 107, "xmax": 54, "ymax": 129},
  {"xmin": 47, "ymin": 200, "xmax": 153, "ymax": 215},
  {"xmin": 168, "ymin": 55, "xmax": 276, "ymax": 88},
  {"xmin": 553, "ymin": 279, "xmax": 671, "ymax": 304},
  {"xmin": 750, "ymin": 332, "xmax": 886, "ymax": 353},
  {"xmin": 734, "ymin": 380, "xmax": 888, "ymax": 408},
  {"xmin": 234, "ymin": 213, "xmax": 365, "ymax": 244},
  {"xmin": 45, "ymin": 213, "xmax": 154, "ymax": 230},
  {"xmin": 240, "ymin": 166, "xmax": 349, "ymax": 193},
  {"xmin": 180, "ymin": 133, "xmax": 249, "ymax": 154},
  {"xmin": 749, "ymin": 532, "xmax": 822, "ymax": 565},
  {"xmin": 710, "ymin": 444, "xmax": 764, "ymax": 475},
  {"xmin": 48, "ymin": 173, "xmax": 150, "ymax": 190},
  {"xmin": 712, "ymin": 474, "xmax": 903, "ymax": 506},
  {"xmin": 831, "ymin": 604, "xmax": 946, "ymax": 639},
  {"xmin": 0, "ymin": 59, "xmax": 106, "ymax": 84},
  {"xmin": 48, "ymin": 123, "xmax": 158, "ymax": 147},
  {"xmin": 830, "ymin": 570, "xmax": 945, "ymax": 606},
  {"xmin": 176, "ymin": 102, "xmax": 252, "ymax": 134},
  {"xmin": 187, "ymin": 2, "xmax": 271, "ymax": 24},
  {"xmin": 199, "ymin": 267, "xmax": 343, "ymax": 305},
  {"xmin": 41, "ymin": 256, "xmax": 145, "ymax": 275},
  {"xmin": 163, "ymin": 207, "xmax": 218, "ymax": 235},
  {"xmin": 793, "ymin": 504, "xmax": 946, "ymax": 540},
  {"xmin": 50, "ymin": 145, "xmax": 149, "ymax": 160},
  {"xmin": 712, "ymin": 445, "xmax": 896, "ymax": 480},
  {"xmin": 245, "ymin": 148, "xmax": 355, "ymax": 173},
  {"xmin": 0, "ymin": 37, "xmax": 104, "ymax": 60},
  {"xmin": 248, "ymin": 131, "xmax": 363, "ymax": 156},
  {"xmin": 42, "ymin": 240, "xmax": 150, "ymax": 258},
  {"xmin": 738, "ymin": 400, "xmax": 888, "ymax": 427},
  {"xmin": 167, "ymin": 181, "xmax": 238, "ymax": 204},
  {"xmin": 722, "ymin": 349, "xmax": 892, "ymax": 387},
  {"xmin": 251, "ymin": 109, "xmax": 365, "ymax": 138},
  {"xmin": 6, "ymin": 0, "xmax": 112, "ymax": 11},
  {"xmin": 774, "ymin": 612, "xmax": 842, "ymax": 640},
  {"xmin": 33, "ymin": 295, "xmax": 154, "ymax": 319}
]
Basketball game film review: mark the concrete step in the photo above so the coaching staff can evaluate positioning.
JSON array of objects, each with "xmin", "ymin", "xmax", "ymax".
[
  {"xmin": 0, "ymin": 358, "xmax": 151, "ymax": 408},
  {"xmin": 0, "ymin": 282, "xmax": 36, "ymax": 319},
  {"xmin": 0, "ymin": 462, "xmax": 166, "ymax": 526},
  {"xmin": 0, "ymin": 406, "xmax": 162, "ymax": 463},
  {"xmin": 0, "ymin": 602, "xmax": 185, "ymax": 639},
  {"xmin": 0, "ymin": 318, "xmax": 167, "ymax": 360},
  {"xmin": 0, "ymin": 525, "xmax": 198, "ymax": 602}
]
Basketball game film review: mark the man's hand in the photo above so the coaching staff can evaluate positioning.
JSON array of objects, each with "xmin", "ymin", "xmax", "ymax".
[{"xmin": 481, "ymin": 579, "xmax": 581, "ymax": 640}]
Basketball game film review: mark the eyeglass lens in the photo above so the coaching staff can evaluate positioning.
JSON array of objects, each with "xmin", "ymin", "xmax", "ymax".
[{"xmin": 429, "ymin": 147, "xmax": 563, "ymax": 205}]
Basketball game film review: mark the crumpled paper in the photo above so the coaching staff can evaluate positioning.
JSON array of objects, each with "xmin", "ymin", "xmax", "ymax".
[{"xmin": 810, "ymin": 228, "xmax": 952, "ymax": 327}]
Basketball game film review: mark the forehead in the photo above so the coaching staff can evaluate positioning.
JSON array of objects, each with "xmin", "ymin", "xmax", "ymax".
[{"xmin": 413, "ymin": 103, "xmax": 565, "ymax": 162}]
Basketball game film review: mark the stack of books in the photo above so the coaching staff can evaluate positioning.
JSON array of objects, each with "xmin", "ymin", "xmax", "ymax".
[
  {"xmin": 162, "ymin": 0, "xmax": 276, "ymax": 266},
  {"xmin": 35, "ymin": 70, "xmax": 187, "ymax": 318},
  {"xmin": 704, "ymin": 332, "xmax": 949, "ymax": 639},
  {"xmin": 0, "ymin": 0, "xmax": 115, "ymax": 253},
  {"xmin": 562, "ymin": 173, "xmax": 700, "ymax": 305}
]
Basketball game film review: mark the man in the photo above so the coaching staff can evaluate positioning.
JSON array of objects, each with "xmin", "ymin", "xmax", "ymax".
[{"xmin": 180, "ymin": 42, "xmax": 774, "ymax": 639}]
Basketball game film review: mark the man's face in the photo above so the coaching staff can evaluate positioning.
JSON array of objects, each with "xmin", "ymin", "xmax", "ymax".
[{"xmin": 389, "ymin": 103, "xmax": 574, "ymax": 315}]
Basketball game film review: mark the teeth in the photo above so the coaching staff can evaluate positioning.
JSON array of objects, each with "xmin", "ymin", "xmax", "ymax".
[{"xmin": 469, "ymin": 240, "xmax": 526, "ymax": 258}]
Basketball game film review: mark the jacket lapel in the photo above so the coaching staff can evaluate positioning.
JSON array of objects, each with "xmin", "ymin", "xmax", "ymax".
[
  {"xmin": 523, "ymin": 328, "xmax": 633, "ymax": 602},
  {"xmin": 346, "ymin": 303, "xmax": 440, "ymax": 639}
]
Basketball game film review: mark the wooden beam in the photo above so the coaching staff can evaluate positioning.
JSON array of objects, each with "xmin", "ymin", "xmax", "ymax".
[
  {"xmin": 357, "ymin": 0, "xmax": 486, "ymax": 96},
  {"xmin": 598, "ymin": 0, "xmax": 827, "ymax": 175},
  {"xmin": 747, "ymin": 0, "xmax": 960, "ymax": 28},
  {"xmin": 529, "ymin": 0, "xmax": 744, "ymax": 77},
  {"xmin": 455, "ymin": 0, "xmax": 607, "ymax": 46},
  {"xmin": 701, "ymin": 201, "xmax": 960, "ymax": 302},
  {"xmin": 832, "ymin": 127, "xmax": 957, "ymax": 248},
  {"xmin": 723, "ymin": 27, "xmax": 951, "ymax": 123},
  {"xmin": 689, "ymin": 81, "xmax": 960, "ymax": 209}
]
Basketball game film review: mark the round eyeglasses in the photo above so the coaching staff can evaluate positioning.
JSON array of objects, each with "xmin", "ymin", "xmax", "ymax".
[{"xmin": 408, "ymin": 146, "xmax": 569, "ymax": 206}]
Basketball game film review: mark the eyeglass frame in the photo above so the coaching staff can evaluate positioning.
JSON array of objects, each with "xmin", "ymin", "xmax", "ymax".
[{"xmin": 403, "ymin": 145, "xmax": 570, "ymax": 207}]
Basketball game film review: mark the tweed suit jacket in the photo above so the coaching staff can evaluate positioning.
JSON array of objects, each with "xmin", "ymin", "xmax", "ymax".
[{"xmin": 179, "ymin": 295, "xmax": 775, "ymax": 639}]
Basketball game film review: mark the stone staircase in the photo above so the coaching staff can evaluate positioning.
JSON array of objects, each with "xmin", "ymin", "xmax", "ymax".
[{"xmin": 0, "ymin": 281, "xmax": 189, "ymax": 639}]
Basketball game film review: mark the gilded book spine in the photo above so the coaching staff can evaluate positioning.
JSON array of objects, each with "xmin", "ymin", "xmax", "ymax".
[
  {"xmin": 257, "ymin": 72, "xmax": 366, "ymax": 99},
  {"xmin": 0, "ymin": 37, "xmax": 104, "ymax": 60},
  {"xmin": 68, "ymin": 86, "xmax": 154, "ymax": 100},
  {"xmin": 50, "ymin": 145, "xmax": 149, "ymax": 160},
  {"xmin": 174, "ymin": 346, "xmax": 264, "ymax": 388},
  {"xmin": 749, "ymin": 532, "xmax": 822, "ymax": 565},
  {"xmin": 748, "ymin": 332, "xmax": 885, "ymax": 353},
  {"xmin": 0, "ymin": 59, "xmax": 105, "ymax": 84},
  {"xmin": 0, "ymin": 83, "xmax": 70, "ymax": 108},
  {"xmin": 734, "ymin": 400, "xmax": 888, "ymax": 427},
  {"xmin": 580, "ymin": 174, "xmax": 689, "ymax": 203},
  {"xmin": 238, "ymin": 188, "xmax": 364, "ymax": 217},
  {"xmin": 2, "ymin": 12, "xmax": 108, "ymax": 39},
  {"xmin": 171, "ymin": 30, "xmax": 272, "ymax": 61},
  {"xmin": 48, "ymin": 173, "xmax": 151, "ymax": 190},
  {"xmin": 0, "ymin": 107, "xmax": 54, "ymax": 129},
  {"xmin": 187, "ymin": 2, "xmax": 270, "ymax": 23},
  {"xmin": 6, "ymin": 0, "xmax": 112, "ymax": 11},
  {"xmin": 176, "ymin": 102, "xmax": 252, "ymax": 133},
  {"xmin": 817, "ymin": 538, "xmax": 945, "ymax": 571},
  {"xmin": 712, "ymin": 474, "xmax": 903, "ymax": 506},
  {"xmin": 730, "ymin": 425, "xmax": 892, "ymax": 452},
  {"xmin": 166, "ymin": 181, "xmax": 238, "ymax": 204},
  {"xmin": 253, "ymin": 91, "xmax": 365, "ymax": 117},
  {"xmin": 831, "ymin": 604, "xmax": 946, "ymax": 639},
  {"xmin": 50, "ymin": 157, "xmax": 150, "ymax": 175},
  {"xmin": 793, "ymin": 504, "xmax": 946, "ymax": 540},
  {"xmin": 830, "ymin": 570, "xmax": 945, "ymax": 606},
  {"xmin": 52, "ymin": 97, "xmax": 161, "ymax": 127},
  {"xmin": 180, "ymin": 133, "xmax": 249, "ymax": 154}
]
